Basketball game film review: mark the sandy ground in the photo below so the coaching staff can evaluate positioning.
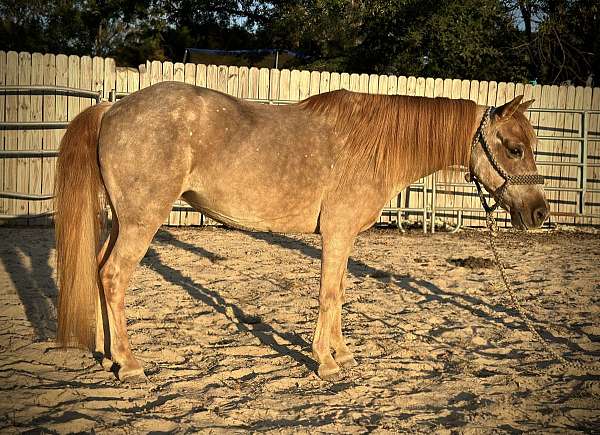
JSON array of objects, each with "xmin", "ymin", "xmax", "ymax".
[{"xmin": 0, "ymin": 225, "xmax": 599, "ymax": 433}]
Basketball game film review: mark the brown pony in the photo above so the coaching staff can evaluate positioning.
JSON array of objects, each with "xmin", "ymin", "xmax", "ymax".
[{"xmin": 55, "ymin": 82, "xmax": 548, "ymax": 382}]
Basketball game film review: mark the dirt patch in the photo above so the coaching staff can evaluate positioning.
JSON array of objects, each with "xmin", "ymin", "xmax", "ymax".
[
  {"xmin": 447, "ymin": 256, "xmax": 495, "ymax": 269},
  {"xmin": 1, "ymin": 226, "xmax": 599, "ymax": 433}
]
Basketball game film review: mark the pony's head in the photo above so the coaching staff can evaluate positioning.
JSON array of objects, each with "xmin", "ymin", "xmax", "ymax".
[{"xmin": 469, "ymin": 96, "xmax": 549, "ymax": 229}]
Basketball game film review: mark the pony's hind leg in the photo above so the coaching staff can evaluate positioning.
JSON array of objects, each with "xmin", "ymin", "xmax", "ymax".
[
  {"xmin": 95, "ymin": 211, "xmax": 119, "ymax": 372},
  {"xmin": 99, "ymin": 216, "xmax": 167, "ymax": 382}
]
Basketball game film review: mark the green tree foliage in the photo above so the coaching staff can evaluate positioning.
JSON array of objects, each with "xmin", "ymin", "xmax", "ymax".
[
  {"xmin": 346, "ymin": 0, "xmax": 530, "ymax": 81},
  {"xmin": 506, "ymin": 0, "xmax": 599, "ymax": 84},
  {"xmin": 0, "ymin": 0, "xmax": 597, "ymax": 85}
]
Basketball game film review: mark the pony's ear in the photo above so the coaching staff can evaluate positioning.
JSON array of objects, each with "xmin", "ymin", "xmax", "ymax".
[
  {"xmin": 518, "ymin": 99, "xmax": 535, "ymax": 113},
  {"xmin": 495, "ymin": 95, "xmax": 524, "ymax": 120}
]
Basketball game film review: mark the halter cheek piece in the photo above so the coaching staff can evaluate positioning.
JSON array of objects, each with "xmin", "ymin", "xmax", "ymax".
[{"xmin": 465, "ymin": 106, "xmax": 545, "ymax": 214}]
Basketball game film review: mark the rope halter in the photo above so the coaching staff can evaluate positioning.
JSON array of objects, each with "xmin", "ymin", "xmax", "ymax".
[{"xmin": 465, "ymin": 107, "xmax": 545, "ymax": 214}]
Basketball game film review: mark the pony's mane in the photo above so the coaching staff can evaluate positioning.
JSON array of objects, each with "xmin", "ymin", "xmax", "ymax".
[{"xmin": 298, "ymin": 90, "xmax": 478, "ymax": 185}]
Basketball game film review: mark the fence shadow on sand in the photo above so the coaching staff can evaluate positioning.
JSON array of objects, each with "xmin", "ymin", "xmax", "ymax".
[{"xmin": 0, "ymin": 227, "xmax": 57, "ymax": 341}]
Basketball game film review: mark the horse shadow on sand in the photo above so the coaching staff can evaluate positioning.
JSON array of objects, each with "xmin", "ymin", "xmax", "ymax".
[{"xmin": 147, "ymin": 227, "xmax": 598, "ymax": 373}]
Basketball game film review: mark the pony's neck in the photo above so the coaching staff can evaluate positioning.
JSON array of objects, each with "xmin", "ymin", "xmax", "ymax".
[
  {"xmin": 298, "ymin": 91, "xmax": 483, "ymax": 190},
  {"xmin": 391, "ymin": 104, "xmax": 486, "ymax": 189}
]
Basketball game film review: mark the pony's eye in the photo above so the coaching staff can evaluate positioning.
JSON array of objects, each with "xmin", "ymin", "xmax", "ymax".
[{"xmin": 507, "ymin": 146, "xmax": 523, "ymax": 159}]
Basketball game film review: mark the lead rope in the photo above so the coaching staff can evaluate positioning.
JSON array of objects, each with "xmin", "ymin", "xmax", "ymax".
[{"xmin": 482, "ymin": 208, "xmax": 600, "ymax": 374}]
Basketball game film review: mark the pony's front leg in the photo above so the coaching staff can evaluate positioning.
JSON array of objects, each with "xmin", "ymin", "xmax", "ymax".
[
  {"xmin": 312, "ymin": 234, "xmax": 354, "ymax": 380},
  {"xmin": 330, "ymin": 270, "xmax": 357, "ymax": 368}
]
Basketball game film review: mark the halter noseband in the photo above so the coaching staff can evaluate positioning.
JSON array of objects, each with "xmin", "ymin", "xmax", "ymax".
[{"xmin": 466, "ymin": 106, "xmax": 545, "ymax": 214}]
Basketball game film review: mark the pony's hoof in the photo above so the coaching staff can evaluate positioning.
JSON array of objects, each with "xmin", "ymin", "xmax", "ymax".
[
  {"xmin": 118, "ymin": 366, "xmax": 147, "ymax": 384},
  {"xmin": 318, "ymin": 363, "xmax": 341, "ymax": 381},
  {"xmin": 335, "ymin": 353, "xmax": 357, "ymax": 368},
  {"xmin": 101, "ymin": 357, "xmax": 114, "ymax": 372}
]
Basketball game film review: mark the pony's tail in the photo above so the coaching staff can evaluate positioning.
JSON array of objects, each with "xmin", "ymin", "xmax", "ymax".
[{"xmin": 55, "ymin": 102, "xmax": 112, "ymax": 349}]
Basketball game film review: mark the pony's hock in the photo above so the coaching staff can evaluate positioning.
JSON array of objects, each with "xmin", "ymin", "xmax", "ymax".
[{"xmin": 54, "ymin": 82, "xmax": 548, "ymax": 381}]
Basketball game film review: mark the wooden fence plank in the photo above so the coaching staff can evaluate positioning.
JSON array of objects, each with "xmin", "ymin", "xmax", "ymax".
[
  {"xmin": 406, "ymin": 76, "xmax": 416, "ymax": 96},
  {"xmin": 359, "ymin": 74, "xmax": 369, "ymax": 93},
  {"xmin": 552, "ymin": 86, "xmax": 569, "ymax": 225},
  {"xmin": 460, "ymin": 80, "xmax": 470, "ymax": 101},
  {"xmin": 258, "ymin": 67, "xmax": 269, "ymax": 99},
  {"xmin": 329, "ymin": 72, "xmax": 340, "ymax": 91},
  {"xmin": 174, "ymin": 62, "xmax": 185, "ymax": 82},
  {"xmin": 17, "ymin": 52, "xmax": 32, "ymax": 218},
  {"xmin": 378, "ymin": 75, "xmax": 388, "ymax": 95},
  {"xmin": 580, "ymin": 86, "xmax": 593, "ymax": 225},
  {"xmin": 150, "ymin": 60, "xmax": 162, "ymax": 86},
  {"xmin": 92, "ymin": 56, "xmax": 104, "ymax": 96},
  {"xmin": 226, "ymin": 65, "xmax": 238, "ymax": 97},
  {"xmin": 184, "ymin": 63, "xmax": 196, "ymax": 86},
  {"xmin": 116, "ymin": 66, "xmax": 128, "ymax": 95},
  {"xmin": 387, "ymin": 75, "xmax": 397, "ymax": 95},
  {"xmin": 29, "ymin": 53, "xmax": 44, "ymax": 221},
  {"xmin": 289, "ymin": 69, "xmax": 300, "ymax": 100},
  {"xmin": 538, "ymin": 85, "xmax": 563, "ymax": 220},
  {"xmin": 487, "ymin": 81, "xmax": 498, "ymax": 107},
  {"xmin": 340, "ymin": 73, "xmax": 350, "ymax": 90},
  {"xmin": 248, "ymin": 67, "xmax": 259, "ymax": 98},
  {"xmin": 104, "ymin": 58, "xmax": 116, "ymax": 99},
  {"xmin": 5, "ymin": 52, "xmax": 18, "ymax": 217},
  {"xmin": 217, "ymin": 65, "xmax": 228, "ymax": 94},
  {"xmin": 196, "ymin": 64, "xmax": 207, "ymax": 89},
  {"xmin": 269, "ymin": 68, "xmax": 279, "ymax": 100},
  {"xmin": 0, "ymin": 52, "xmax": 6, "ymax": 216},
  {"xmin": 319, "ymin": 71, "xmax": 330, "ymax": 94},
  {"xmin": 245, "ymin": 67, "xmax": 256, "ymax": 97},
  {"xmin": 349, "ymin": 73, "xmax": 360, "ymax": 92},
  {"xmin": 80, "ymin": 56, "xmax": 93, "ymax": 109},
  {"xmin": 433, "ymin": 78, "xmax": 443, "ymax": 97},
  {"xmin": 279, "ymin": 69, "xmax": 290, "ymax": 100},
  {"xmin": 127, "ymin": 67, "xmax": 139, "ymax": 94},
  {"xmin": 40, "ymin": 54, "xmax": 57, "ymax": 220},
  {"xmin": 415, "ymin": 77, "xmax": 426, "ymax": 96},
  {"xmin": 299, "ymin": 70, "xmax": 311, "ymax": 100},
  {"xmin": 309, "ymin": 70, "xmax": 320, "ymax": 96},
  {"xmin": 163, "ymin": 61, "xmax": 174, "ymax": 82},
  {"xmin": 569, "ymin": 87, "xmax": 586, "ymax": 225},
  {"xmin": 138, "ymin": 63, "xmax": 149, "ymax": 89},
  {"xmin": 368, "ymin": 74, "xmax": 378, "ymax": 94},
  {"xmin": 587, "ymin": 88, "xmax": 600, "ymax": 225},
  {"xmin": 496, "ymin": 82, "xmax": 507, "ymax": 105},
  {"xmin": 424, "ymin": 78, "xmax": 435, "ymax": 98},
  {"xmin": 505, "ymin": 82, "xmax": 515, "ymax": 102},
  {"xmin": 442, "ymin": 79, "xmax": 452, "ymax": 98},
  {"xmin": 206, "ymin": 65, "xmax": 218, "ymax": 90},
  {"xmin": 451, "ymin": 79, "xmax": 461, "ymax": 99},
  {"xmin": 54, "ymin": 54, "xmax": 68, "ymax": 219}
]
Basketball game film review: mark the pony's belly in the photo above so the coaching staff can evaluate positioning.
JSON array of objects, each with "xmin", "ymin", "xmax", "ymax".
[{"xmin": 182, "ymin": 191, "xmax": 321, "ymax": 233}]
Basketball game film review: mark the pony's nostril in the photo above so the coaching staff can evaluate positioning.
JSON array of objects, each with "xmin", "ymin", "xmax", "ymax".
[{"xmin": 532, "ymin": 206, "xmax": 549, "ymax": 227}]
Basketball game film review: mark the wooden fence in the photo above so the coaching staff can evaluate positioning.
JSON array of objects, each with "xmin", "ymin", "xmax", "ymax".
[{"xmin": 1, "ymin": 50, "xmax": 599, "ymax": 227}]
